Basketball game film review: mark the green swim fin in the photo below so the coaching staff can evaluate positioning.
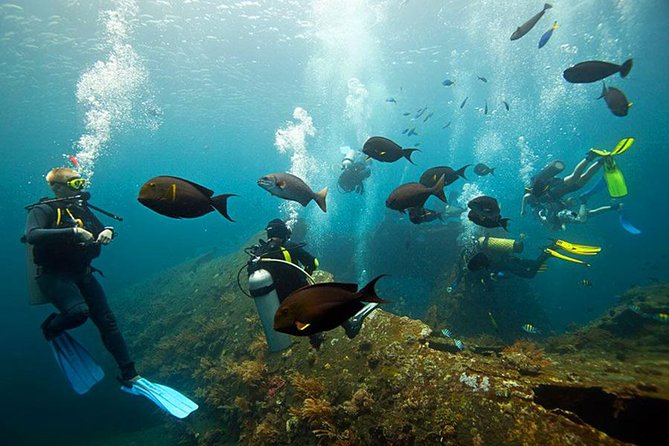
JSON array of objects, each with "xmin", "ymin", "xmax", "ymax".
[{"xmin": 603, "ymin": 156, "xmax": 628, "ymax": 198}]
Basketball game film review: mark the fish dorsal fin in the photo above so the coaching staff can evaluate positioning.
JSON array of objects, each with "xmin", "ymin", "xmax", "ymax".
[{"xmin": 161, "ymin": 176, "xmax": 214, "ymax": 197}]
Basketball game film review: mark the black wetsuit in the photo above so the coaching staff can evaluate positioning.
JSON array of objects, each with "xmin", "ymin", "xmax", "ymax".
[
  {"xmin": 249, "ymin": 238, "xmax": 318, "ymax": 302},
  {"xmin": 24, "ymin": 197, "xmax": 136, "ymax": 379}
]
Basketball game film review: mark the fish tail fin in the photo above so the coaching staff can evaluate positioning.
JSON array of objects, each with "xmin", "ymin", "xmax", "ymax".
[
  {"xmin": 211, "ymin": 194, "xmax": 237, "ymax": 222},
  {"xmin": 544, "ymin": 3, "xmax": 552, "ymax": 10},
  {"xmin": 598, "ymin": 82, "xmax": 607, "ymax": 99},
  {"xmin": 403, "ymin": 148, "xmax": 420, "ymax": 165},
  {"xmin": 500, "ymin": 218, "xmax": 510, "ymax": 232},
  {"xmin": 431, "ymin": 175, "xmax": 448, "ymax": 203},
  {"xmin": 314, "ymin": 187, "xmax": 328, "ymax": 213},
  {"xmin": 490, "ymin": 168, "xmax": 496, "ymax": 176},
  {"xmin": 457, "ymin": 164, "xmax": 470, "ymax": 180},
  {"xmin": 620, "ymin": 58, "xmax": 633, "ymax": 78},
  {"xmin": 356, "ymin": 275, "xmax": 389, "ymax": 303}
]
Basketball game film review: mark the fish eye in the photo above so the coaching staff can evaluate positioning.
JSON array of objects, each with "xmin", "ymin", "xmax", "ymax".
[{"xmin": 149, "ymin": 183, "xmax": 156, "ymax": 187}]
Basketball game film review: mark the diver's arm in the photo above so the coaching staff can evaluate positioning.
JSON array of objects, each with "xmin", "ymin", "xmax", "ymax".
[
  {"xmin": 520, "ymin": 193, "xmax": 530, "ymax": 216},
  {"xmin": 25, "ymin": 205, "xmax": 79, "ymax": 244}
]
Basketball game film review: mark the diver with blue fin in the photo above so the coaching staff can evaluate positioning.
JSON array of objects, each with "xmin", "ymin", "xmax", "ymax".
[{"xmin": 23, "ymin": 167, "xmax": 197, "ymax": 418}]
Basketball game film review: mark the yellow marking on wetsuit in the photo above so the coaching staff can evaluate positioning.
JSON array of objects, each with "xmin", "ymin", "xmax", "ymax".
[
  {"xmin": 56, "ymin": 208, "xmax": 62, "ymax": 226},
  {"xmin": 171, "ymin": 183, "xmax": 177, "ymax": 201},
  {"xmin": 280, "ymin": 247, "xmax": 292, "ymax": 263},
  {"xmin": 314, "ymin": 258, "xmax": 319, "ymax": 269}
]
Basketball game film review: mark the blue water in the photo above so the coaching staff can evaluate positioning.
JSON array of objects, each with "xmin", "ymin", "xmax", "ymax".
[{"xmin": 1, "ymin": 0, "xmax": 668, "ymax": 444}]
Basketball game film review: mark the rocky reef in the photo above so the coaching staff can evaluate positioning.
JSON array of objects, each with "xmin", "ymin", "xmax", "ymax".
[{"xmin": 115, "ymin": 243, "xmax": 669, "ymax": 446}]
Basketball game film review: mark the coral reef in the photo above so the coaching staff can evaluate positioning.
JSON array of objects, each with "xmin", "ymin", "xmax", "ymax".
[{"xmin": 113, "ymin": 239, "xmax": 669, "ymax": 446}]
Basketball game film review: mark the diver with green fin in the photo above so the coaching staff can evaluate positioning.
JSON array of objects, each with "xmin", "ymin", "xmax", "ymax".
[{"xmin": 22, "ymin": 167, "xmax": 197, "ymax": 419}]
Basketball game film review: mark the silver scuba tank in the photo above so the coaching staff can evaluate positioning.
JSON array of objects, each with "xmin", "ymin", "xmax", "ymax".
[{"xmin": 248, "ymin": 268, "xmax": 292, "ymax": 352}]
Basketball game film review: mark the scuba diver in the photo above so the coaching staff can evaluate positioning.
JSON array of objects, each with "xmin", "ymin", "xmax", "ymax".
[
  {"xmin": 448, "ymin": 235, "xmax": 601, "ymax": 292},
  {"xmin": 246, "ymin": 218, "xmax": 377, "ymax": 349},
  {"xmin": 22, "ymin": 167, "xmax": 197, "ymax": 418},
  {"xmin": 521, "ymin": 153, "xmax": 604, "ymax": 216},
  {"xmin": 338, "ymin": 147, "xmax": 371, "ymax": 194}
]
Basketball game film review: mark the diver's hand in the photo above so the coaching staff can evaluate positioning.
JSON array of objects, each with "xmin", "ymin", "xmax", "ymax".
[
  {"xmin": 73, "ymin": 227, "xmax": 94, "ymax": 243},
  {"xmin": 96, "ymin": 228, "xmax": 114, "ymax": 245}
]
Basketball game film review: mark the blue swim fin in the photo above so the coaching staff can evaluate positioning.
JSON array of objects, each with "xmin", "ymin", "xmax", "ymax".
[
  {"xmin": 50, "ymin": 332, "xmax": 104, "ymax": 395},
  {"xmin": 121, "ymin": 377, "xmax": 198, "ymax": 419},
  {"xmin": 618, "ymin": 209, "xmax": 641, "ymax": 235}
]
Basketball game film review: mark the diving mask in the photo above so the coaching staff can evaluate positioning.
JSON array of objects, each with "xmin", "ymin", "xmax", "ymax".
[{"xmin": 65, "ymin": 178, "xmax": 87, "ymax": 190}]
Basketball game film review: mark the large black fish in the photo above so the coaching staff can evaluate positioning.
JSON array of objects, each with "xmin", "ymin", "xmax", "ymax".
[
  {"xmin": 474, "ymin": 163, "xmax": 495, "ymax": 176},
  {"xmin": 258, "ymin": 172, "xmax": 328, "ymax": 212},
  {"xmin": 468, "ymin": 195, "xmax": 501, "ymax": 217},
  {"xmin": 598, "ymin": 83, "xmax": 631, "ymax": 117},
  {"xmin": 468, "ymin": 211, "xmax": 510, "ymax": 231},
  {"xmin": 408, "ymin": 206, "xmax": 443, "ymax": 225},
  {"xmin": 563, "ymin": 59, "xmax": 633, "ymax": 84},
  {"xmin": 386, "ymin": 175, "xmax": 447, "ymax": 213},
  {"xmin": 510, "ymin": 3, "xmax": 552, "ymax": 41},
  {"xmin": 363, "ymin": 136, "xmax": 419, "ymax": 164},
  {"xmin": 274, "ymin": 276, "xmax": 388, "ymax": 336},
  {"xmin": 419, "ymin": 165, "xmax": 469, "ymax": 188},
  {"xmin": 138, "ymin": 176, "xmax": 236, "ymax": 221}
]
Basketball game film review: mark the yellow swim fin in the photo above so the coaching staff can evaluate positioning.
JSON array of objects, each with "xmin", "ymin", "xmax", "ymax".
[
  {"xmin": 603, "ymin": 157, "xmax": 628, "ymax": 198},
  {"xmin": 611, "ymin": 137, "xmax": 634, "ymax": 156},
  {"xmin": 545, "ymin": 248, "xmax": 591, "ymax": 267},
  {"xmin": 553, "ymin": 239, "xmax": 601, "ymax": 255},
  {"xmin": 590, "ymin": 148, "xmax": 611, "ymax": 157}
]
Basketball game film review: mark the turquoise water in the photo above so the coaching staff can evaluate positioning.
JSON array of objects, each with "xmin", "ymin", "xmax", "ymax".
[{"xmin": 1, "ymin": 0, "xmax": 667, "ymax": 444}]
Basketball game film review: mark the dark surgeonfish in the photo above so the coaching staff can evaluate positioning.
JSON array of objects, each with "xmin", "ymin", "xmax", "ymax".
[
  {"xmin": 502, "ymin": 100, "xmax": 510, "ymax": 111},
  {"xmin": 563, "ymin": 59, "xmax": 633, "ymax": 84},
  {"xmin": 386, "ymin": 175, "xmax": 447, "ymax": 213},
  {"xmin": 598, "ymin": 82, "xmax": 631, "ymax": 117},
  {"xmin": 363, "ymin": 136, "xmax": 420, "ymax": 164},
  {"xmin": 408, "ymin": 206, "xmax": 443, "ymax": 224},
  {"xmin": 415, "ymin": 106, "xmax": 428, "ymax": 119},
  {"xmin": 510, "ymin": 3, "xmax": 552, "ymax": 41},
  {"xmin": 442, "ymin": 79, "xmax": 455, "ymax": 86},
  {"xmin": 484, "ymin": 100, "xmax": 488, "ymax": 115},
  {"xmin": 257, "ymin": 172, "xmax": 328, "ymax": 212},
  {"xmin": 467, "ymin": 252, "xmax": 490, "ymax": 271},
  {"xmin": 477, "ymin": 76, "xmax": 488, "ymax": 83},
  {"xmin": 423, "ymin": 111, "xmax": 434, "ymax": 122},
  {"xmin": 419, "ymin": 165, "xmax": 470, "ymax": 188},
  {"xmin": 474, "ymin": 163, "xmax": 495, "ymax": 176},
  {"xmin": 386, "ymin": 97, "xmax": 397, "ymax": 103},
  {"xmin": 442, "ymin": 121, "xmax": 452, "ymax": 129},
  {"xmin": 138, "ymin": 176, "xmax": 236, "ymax": 221},
  {"xmin": 467, "ymin": 196, "xmax": 509, "ymax": 231},
  {"xmin": 274, "ymin": 276, "xmax": 388, "ymax": 336},
  {"xmin": 460, "ymin": 97, "xmax": 469, "ymax": 109},
  {"xmin": 407, "ymin": 128, "xmax": 418, "ymax": 137}
]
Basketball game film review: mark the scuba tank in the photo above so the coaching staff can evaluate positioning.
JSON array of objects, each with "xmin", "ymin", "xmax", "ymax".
[
  {"xmin": 248, "ymin": 268, "xmax": 292, "ymax": 353},
  {"xmin": 534, "ymin": 160, "xmax": 565, "ymax": 183},
  {"xmin": 478, "ymin": 236, "xmax": 524, "ymax": 254}
]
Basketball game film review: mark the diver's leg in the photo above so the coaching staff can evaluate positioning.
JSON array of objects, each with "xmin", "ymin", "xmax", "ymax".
[
  {"xmin": 78, "ymin": 273, "xmax": 136, "ymax": 379},
  {"xmin": 562, "ymin": 157, "xmax": 591, "ymax": 185},
  {"xmin": 587, "ymin": 204, "xmax": 619, "ymax": 219},
  {"xmin": 575, "ymin": 158, "xmax": 604, "ymax": 188},
  {"xmin": 37, "ymin": 272, "xmax": 89, "ymax": 340}
]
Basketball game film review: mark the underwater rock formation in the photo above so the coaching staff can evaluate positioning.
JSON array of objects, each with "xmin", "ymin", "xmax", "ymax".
[{"xmin": 114, "ymin": 244, "xmax": 669, "ymax": 445}]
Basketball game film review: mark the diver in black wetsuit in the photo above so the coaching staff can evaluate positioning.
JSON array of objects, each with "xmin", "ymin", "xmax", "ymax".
[{"xmin": 23, "ymin": 167, "xmax": 138, "ymax": 382}]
